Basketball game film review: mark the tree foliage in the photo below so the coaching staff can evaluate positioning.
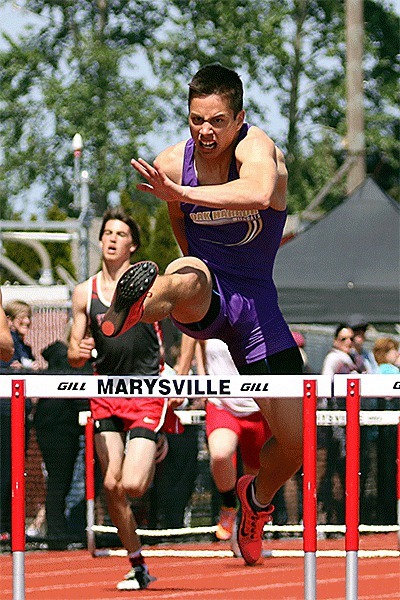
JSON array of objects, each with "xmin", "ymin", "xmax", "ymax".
[
  {"xmin": 0, "ymin": 0, "xmax": 168, "ymax": 217},
  {"xmin": 148, "ymin": 202, "xmax": 180, "ymax": 273},
  {"xmin": 149, "ymin": 0, "xmax": 399, "ymax": 207},
  {"xmin": 0, "ymin": 1, "xmax": 398, "ymax": 284}
]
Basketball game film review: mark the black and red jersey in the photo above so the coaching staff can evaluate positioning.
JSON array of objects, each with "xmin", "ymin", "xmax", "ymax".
[{"xmin": 87, "ymin": 273, "xmax": 161, "ymax": 376}]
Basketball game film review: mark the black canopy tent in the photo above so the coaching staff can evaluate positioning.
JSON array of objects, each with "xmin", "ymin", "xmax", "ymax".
[{"xmin": 274, "ymin": 178, "xmax": 400, "ymax": 324}]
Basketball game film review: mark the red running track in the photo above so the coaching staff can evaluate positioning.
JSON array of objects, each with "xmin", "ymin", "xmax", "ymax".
[{"xmin": 1, "ymin": 534, "xmax": 399, "ymax": 599}]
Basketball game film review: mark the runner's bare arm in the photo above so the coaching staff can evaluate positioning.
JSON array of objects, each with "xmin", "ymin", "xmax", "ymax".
[
  {"xmin": 175, "ymin": 334, "xmax": 198, "ymax": 375},
  {"xmin": 68, "ymin": 282, "xmax": 95, "ymax": 367},
  {"xmin": 167, "ymin": 201, "xmax": 188, "ymax": 256},
  {"xmin": 131, "ymin": 128, "xmax": 282, "ymax": 210}
]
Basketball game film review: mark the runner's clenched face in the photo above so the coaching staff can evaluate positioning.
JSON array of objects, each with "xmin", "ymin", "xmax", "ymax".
[{"xmin": 189, "ymin": 94, "xmax": 244, "ymax": 159}]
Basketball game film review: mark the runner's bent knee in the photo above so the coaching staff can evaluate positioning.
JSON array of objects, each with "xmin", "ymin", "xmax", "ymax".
[
  {"xmin": 165, "ymin": 257, "xmax": 213, "ymax": 323},
  {"xmin": 164, "ymin": 256, "xmax": 211, "ymax": 282}
]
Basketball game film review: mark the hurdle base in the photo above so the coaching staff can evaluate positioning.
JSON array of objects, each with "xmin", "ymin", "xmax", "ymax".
[
  {"xmin": 346, "ymin": 550, "xmax": 358, "ymax": 600},
  {"xmin": 304, "ymin": 552, "xmax": 317, "ymax": 600}
]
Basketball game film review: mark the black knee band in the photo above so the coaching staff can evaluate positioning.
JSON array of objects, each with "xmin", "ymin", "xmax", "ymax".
[{"xmin": 127, "ymin": 427, "xmax": 157, "ymax": 442}]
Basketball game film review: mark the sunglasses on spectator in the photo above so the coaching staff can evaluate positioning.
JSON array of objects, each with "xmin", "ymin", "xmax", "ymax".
[{"xmin": 339, "ymin": 336, "xmax": 354, "ymax": 342}]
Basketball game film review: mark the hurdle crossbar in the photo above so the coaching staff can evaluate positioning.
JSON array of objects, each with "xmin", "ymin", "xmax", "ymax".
[{"xmin": 0, "ymin": 373, "xmax": 331, "ymax": 398}]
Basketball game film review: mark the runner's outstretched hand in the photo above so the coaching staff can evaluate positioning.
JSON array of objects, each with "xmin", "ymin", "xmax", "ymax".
[{"xmin": 131, "ymin": 158, "xmax": 187, "ymax": 203}]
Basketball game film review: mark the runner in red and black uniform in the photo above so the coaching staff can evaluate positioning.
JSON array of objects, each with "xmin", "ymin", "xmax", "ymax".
[{"xmin": 68, "ymin": 207, "xmax": 171, "ymax": 591}]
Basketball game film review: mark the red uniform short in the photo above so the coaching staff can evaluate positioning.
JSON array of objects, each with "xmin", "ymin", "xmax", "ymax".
[
  {"xmin": 90, "ymin": 396, "xmax": 166, "ymax": 432},
  {"xmin": 205, "ymin": 401, "xmax": 272, "ymax": 471},
  {"xmin": 90, "ymin": 396, "xmax": 183, "ymax": 434}
]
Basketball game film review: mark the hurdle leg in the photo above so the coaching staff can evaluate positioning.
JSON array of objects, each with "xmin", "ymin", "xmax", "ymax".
[
  {"xmin": 345, "ymin": 379, "xmax": 360, "ymax": 600},
  {"xmin": 303, "ymin": 380, "xmax": 317, "ymax": 600},
  {"xmin": 85, "ymin": 415, "xmax": 96, "ymax": 556},
  {"xmin": 11, "ymin": 379, "xmax": 26, "ymax": 600},
  {"xmin": 397, "ymin": 418, "xmax": 400, "ymax": 549}
]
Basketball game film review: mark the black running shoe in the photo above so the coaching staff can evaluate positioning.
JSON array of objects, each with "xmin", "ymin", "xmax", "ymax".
[
  {"xmin": 101, "ymin": 261, "xmax": 158, "ymax": 337},
  {"xmin": 116, "ymin": 564, "xmax": 157, "ymax": 590}
]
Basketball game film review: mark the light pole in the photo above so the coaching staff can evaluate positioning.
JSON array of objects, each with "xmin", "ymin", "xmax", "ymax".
[
  {"xmin": 72, "ymin": 133, "xmax": 91, "ymax": 282},
  {"xmin": 72, "ymin": 133, "xmax": 83, "ymax": 210}
]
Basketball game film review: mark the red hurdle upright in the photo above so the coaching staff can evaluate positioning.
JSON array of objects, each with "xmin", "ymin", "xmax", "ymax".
[
  {"xmin": 85, "ymin": 415, "xmax": 96, "ymax": 556},
  {"xmin": 11, "ymin": 379, "xmax": 25, "ymax": 600},
  {"xmin": 302, "ymin": 379, "xmax": 318, "ymax": 600},
  {"xmin": 345, "ymin": 378, "xmax": 361, "ymax": 600}
]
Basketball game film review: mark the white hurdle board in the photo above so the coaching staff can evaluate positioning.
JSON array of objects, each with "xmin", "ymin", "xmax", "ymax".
[
  {"xmin": 0, "ymin": 374, "xmax": 331, "ymax": 398},
  {"xmin": 334, "ymin": 374, "xmax": 400, "ymax": 397}
]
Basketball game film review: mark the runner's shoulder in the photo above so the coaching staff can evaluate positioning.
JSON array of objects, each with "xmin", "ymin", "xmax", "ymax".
[
  {"xmin": 238, "ymin": 125, "xmax": 276, "ymax": 157},
  {"xmin": 155, "ymin": 141, "xmax": 187, "ymax": 183}
]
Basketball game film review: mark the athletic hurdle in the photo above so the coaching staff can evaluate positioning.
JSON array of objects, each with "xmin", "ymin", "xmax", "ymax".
[
  {"xmin": 3, "ymin": 373, "xmax": 400, "ymax": 599},
  {"xmin": 3, "ymin": 373, "xmax": 329, "ymax": 600},
  {"xmin": 333, "ymin": 374, "xmax": 400, "ymax": 600},
  {"xmin": 64, "ymin": 378, "xmax": 400, "ymax": 600}
]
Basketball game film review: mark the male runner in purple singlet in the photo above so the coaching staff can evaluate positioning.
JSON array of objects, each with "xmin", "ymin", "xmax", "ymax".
[{"xmin": 102, "ymin": 64, "xmax": 304, "ymax": 566}]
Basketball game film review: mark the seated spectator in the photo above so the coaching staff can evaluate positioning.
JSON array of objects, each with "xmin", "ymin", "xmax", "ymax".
[
  {"xmin": 1, "ymin": 300, "xmax": 40, "ymax": 372},
  {"xmin": 373, "ymin": 337, "xmax": 400, "ymax": 375}
]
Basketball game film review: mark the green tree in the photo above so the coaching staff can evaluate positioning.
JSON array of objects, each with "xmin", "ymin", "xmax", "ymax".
[
  {"xmin": 0, "ymin": 0, "xmax": 167, "ymax": 217},
  {"xmin": 1, "ymin": 0, "xmax": 398, "ymax": 233},
  {"xmin": 148, "ymin": 202, "xmax": 180, "ymax": 273},
  {"xmin": 149, "ymin": 0, "xmax": 399, "ymax": 208}
]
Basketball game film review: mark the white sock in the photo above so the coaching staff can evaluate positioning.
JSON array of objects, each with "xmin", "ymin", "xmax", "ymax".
[{"xmin": 250, "ymin": 480, "xmax": 271, "ymax": 509}]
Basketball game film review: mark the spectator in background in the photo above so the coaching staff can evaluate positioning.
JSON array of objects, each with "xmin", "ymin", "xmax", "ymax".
[
  {"xmin": 320, "ymin": 324, "xmax": 363, "ymax": 526},
  {"xmin": 348, "ymin": 314, "xmax": 378, "ymax": 374},
  {"xmin": 2, "ymin": 300, "xmax": 40, "ymax": 371},
  {"xmin": 347, "ymin": 314, "xmax": 379, "ymax": 523},
  {"xmin": 373, "ymin": 337, "xmax": 400, "ymax": 375},
  {"xmin": 373, "ymin": 337, "xmax": 400, "ymax": 524},
  {"xmin": 0, "ymin": 299, "xmax": 39, "ymax": 541},
  {"xmin": 0, "ymin": 291, "xmax": 14, "ymax": 541},
  {"xmin": 0, "ymin": 291, "xmax": 14, "ymax": 362},
  {"xmin": 34, "ymin": 322, "xmax": 94, "ymax": 550},
  {"xmin": 321, "ymin": 324, "xmax": 358, "ymax": 378}
]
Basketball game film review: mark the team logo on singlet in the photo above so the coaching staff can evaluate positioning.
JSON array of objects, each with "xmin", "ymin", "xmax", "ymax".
[{"xmin": 190, "ymin": 209, "xmax": 263, "ymax": 246}]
